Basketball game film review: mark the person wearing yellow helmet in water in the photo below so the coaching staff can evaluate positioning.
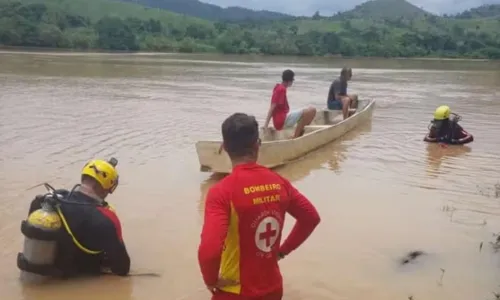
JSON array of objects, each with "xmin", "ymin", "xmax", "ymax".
[
  {"xmin": 424, "ymin": 105, "xmax": 474, "ymax": 145},
  {"xmin": 23, "ymin": 158, "xmax": 130, "ymax": 278}
]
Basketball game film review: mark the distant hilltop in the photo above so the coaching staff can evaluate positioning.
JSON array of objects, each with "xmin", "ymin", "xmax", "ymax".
[
  {"xmin": 116, "ymin": 0, "xmax": 500, "ymax": 21},
  {"xmin": 116, "ymin": 0, "xmax": 293, "ymax": 21}
]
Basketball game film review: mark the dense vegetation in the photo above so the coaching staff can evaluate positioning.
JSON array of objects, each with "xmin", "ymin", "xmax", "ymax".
[
  {"xmin": 454, "ymin": 4, "xmax": 500, "ymax": 19},
  {"xmin": 0, "ymin": 0, "xmax": 499, "ymax": 59}
]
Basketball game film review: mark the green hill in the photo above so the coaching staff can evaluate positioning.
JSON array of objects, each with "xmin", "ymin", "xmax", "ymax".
[
  {"xmin": 0, "ymin": 0, "xmax": 217, "ymax": 51},
  {"xmin": 7, "ymin": 0, "xmax": 210, "ymax": 24},
  {"xmin": 117, "ymin": 0, "xmax": 292, "ymax": 21},
  {"xmin": 0, "ymin": 0, "xmax": 499, "ymax": 59},
  {"xmin": 334, "ymin": 0, "xmax": 430, "ymax": 20}
]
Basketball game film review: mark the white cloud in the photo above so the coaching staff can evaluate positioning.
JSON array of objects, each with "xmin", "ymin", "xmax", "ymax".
[{"xmin": 202, "ymin": 0, "xmax": 500, "ymax": 16}]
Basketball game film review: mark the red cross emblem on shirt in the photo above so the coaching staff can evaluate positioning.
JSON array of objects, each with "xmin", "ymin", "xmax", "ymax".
[{"xmin": 259, "ymin": 222, "xmax": 277, "ymax": 247}]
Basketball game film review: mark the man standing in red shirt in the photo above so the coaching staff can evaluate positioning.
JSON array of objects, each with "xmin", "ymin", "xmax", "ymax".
[
  {"xmin": 198, "ymin": 113, "xmax": 321, "ymax": 300},
  {"xmin": 263, "ymin": 69, "xmax": 317, "ymax": 139}
]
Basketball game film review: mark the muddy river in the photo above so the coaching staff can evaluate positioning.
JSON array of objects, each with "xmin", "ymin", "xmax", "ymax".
[{"xmin": 1, "ymin": 51, "xmax": 500, "ymax": 300}]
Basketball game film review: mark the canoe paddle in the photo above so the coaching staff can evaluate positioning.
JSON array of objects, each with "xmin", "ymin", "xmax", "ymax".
[
  {"xmin": 101, "ymin": 270, "xmax": 161, "ymax": 277},
  {"xmin": 127, "ymin": 272, "xmax": 161, "ymax": 277}
]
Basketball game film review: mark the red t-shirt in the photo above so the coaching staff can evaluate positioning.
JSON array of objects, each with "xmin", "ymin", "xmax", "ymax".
[
  {"xmin": 198, "ymin": 163, "xmax": 320, "ymax": 297},
  {"xmin": 271, "ymin": 84, "xmax": 289, "ymax": 130}
]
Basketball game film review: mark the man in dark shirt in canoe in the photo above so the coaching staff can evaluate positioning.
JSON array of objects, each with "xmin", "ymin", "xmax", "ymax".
[{"xmin": 326, "ymin": 67, "xmax": 358, "ymax": 120}]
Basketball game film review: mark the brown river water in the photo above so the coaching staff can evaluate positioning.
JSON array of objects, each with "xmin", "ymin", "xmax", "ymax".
[{"xmin": 1, "ymin": 50, "xmax": 500, "ymax": 300}]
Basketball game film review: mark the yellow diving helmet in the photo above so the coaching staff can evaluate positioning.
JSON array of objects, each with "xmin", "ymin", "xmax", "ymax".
[
  {"xmin": 433, "ymin": 105, "xmax": 451, "ymax": 121},
  {"xmin": 81, "ymin": 158, "xmax": 119, "ymax": 194}
]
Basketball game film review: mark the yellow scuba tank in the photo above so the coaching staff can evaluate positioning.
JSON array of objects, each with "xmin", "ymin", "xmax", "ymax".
[
  {"xmin": 17, "ymin": 182, "xmax": 111, "ymax": 282},
  {"xmin": 18, "ymin": 157, "xmax": 119, "ymax": 283},
  {"xmin": 17, "ymin": 186, "xmax": 64, "ymax": 284}
]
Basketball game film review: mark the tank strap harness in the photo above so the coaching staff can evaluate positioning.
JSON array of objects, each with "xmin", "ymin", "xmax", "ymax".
[
  {"xmin": 56, "ymin": 205, "xmax": 101, "ymax": 255},
  {"xmin": 18, "ymin": 183, "xmax": 113, "ymax": 277},
  {"xmin": 428, "ymin": 113, "xmax": 462, "ymax": 143},
  {"xmin": 55, "ymin": 183, "xmax": 107, "ymax": 254},
  {"xmin": 448, "ymin": 113, "xmax": 462, "ymax": 141}
]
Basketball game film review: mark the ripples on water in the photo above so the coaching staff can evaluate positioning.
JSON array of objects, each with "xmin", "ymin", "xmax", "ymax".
[{"xmin": 1, "ymin": 51, "xmax": 500, "ymax": 300}]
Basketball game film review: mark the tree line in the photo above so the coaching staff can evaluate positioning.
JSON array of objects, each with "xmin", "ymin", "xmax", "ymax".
[{"xmin": 1, "ymin": 1, "xmax": 499, "ymax": 59}]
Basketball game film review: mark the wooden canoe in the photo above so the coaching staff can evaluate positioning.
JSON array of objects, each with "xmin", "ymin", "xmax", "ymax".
[{"xmin": 195, "ymin": 99, "xmax": 376, "ymax": 173}]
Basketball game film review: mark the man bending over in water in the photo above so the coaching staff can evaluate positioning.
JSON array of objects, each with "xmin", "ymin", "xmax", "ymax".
[
  {"xmin": 263, "ymin": 69, "xmax": 316, "ymax": 138},
  {"xmin": 327, "ymin": 67, "xmax": 358, "ymax": 120}
]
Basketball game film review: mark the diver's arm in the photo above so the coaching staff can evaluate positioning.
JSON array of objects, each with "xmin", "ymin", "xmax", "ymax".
[
  {"xmin": 100, "ymin": 225, "xmax": 130, "ymax": 276},
  {"xmin": 458, "ymin": 133, "xmax": 474, "ymax": 144},
  {"xmin": 423, "ymin": 127, "xmax": 438, "ymax": 142},
  {"xmin": 97, "ymin": 209, "xmax": 131, "ymax": 276},
  {"xmin": 423, "ymin": 135, "xmax": 437, "ymax": 142},
  {"xmin": 452, "ymin": 124, "xmax": 474, "ymax": 144}
]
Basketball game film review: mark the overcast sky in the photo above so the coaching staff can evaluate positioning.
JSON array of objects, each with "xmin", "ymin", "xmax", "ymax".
[{"xmin": 202, "ymin": 0, "xmax": 500, "ymax": 16}]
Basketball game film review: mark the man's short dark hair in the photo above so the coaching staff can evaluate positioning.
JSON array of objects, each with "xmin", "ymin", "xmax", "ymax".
[
  {"xmin": 282, "ymin": 69, "xmax": 295, "ymax": 82},
  {"xmin": 222, "ymin": 113, "xmax": 259, "ymax": 158},
  {"xmin": 340, "ymin": 67, "xmax": 352, "ymax": 78}
]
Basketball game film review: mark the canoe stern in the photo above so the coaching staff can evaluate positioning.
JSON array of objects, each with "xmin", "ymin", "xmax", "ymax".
[{"xmin": 195, "ymin": 141, "xmax": 233, "ymax": 173}]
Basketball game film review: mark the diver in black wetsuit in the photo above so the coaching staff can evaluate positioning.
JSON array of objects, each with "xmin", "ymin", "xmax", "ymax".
[
  {"xmin": 25, "ymin": 158, "xmax": 130, "ymax": 278},
  {"xmin": 424, "ymin": 105, "xmax": 474, "ymax": 145}
]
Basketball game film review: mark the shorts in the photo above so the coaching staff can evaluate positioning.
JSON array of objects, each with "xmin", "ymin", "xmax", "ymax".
[
  {"xmin": 212, "ymin": 289, "xmax": 283, "ymax": 300},
  {"xmin": 283, "ymin": 110, "xmax": 303, "ymax": 128},
  {"xmin": 327, "ymin": 99, "xmax": 342, "ymax": 110}
]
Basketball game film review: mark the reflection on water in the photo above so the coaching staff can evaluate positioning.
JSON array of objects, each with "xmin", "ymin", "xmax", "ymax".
[
  {"xmin": 279, "ymin": 121, "xmax": 373, "ymax": 179},
  {"xmin": 425, "ymin": 144, "xmax": 473, "ymax": 178},
  {"xmin": 1, "ymin": 51, "xmax": 500, "ymax": 300},
  {"xmin": 20, "ymin": 276, "xmax": 134, "ymax": 300}
]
